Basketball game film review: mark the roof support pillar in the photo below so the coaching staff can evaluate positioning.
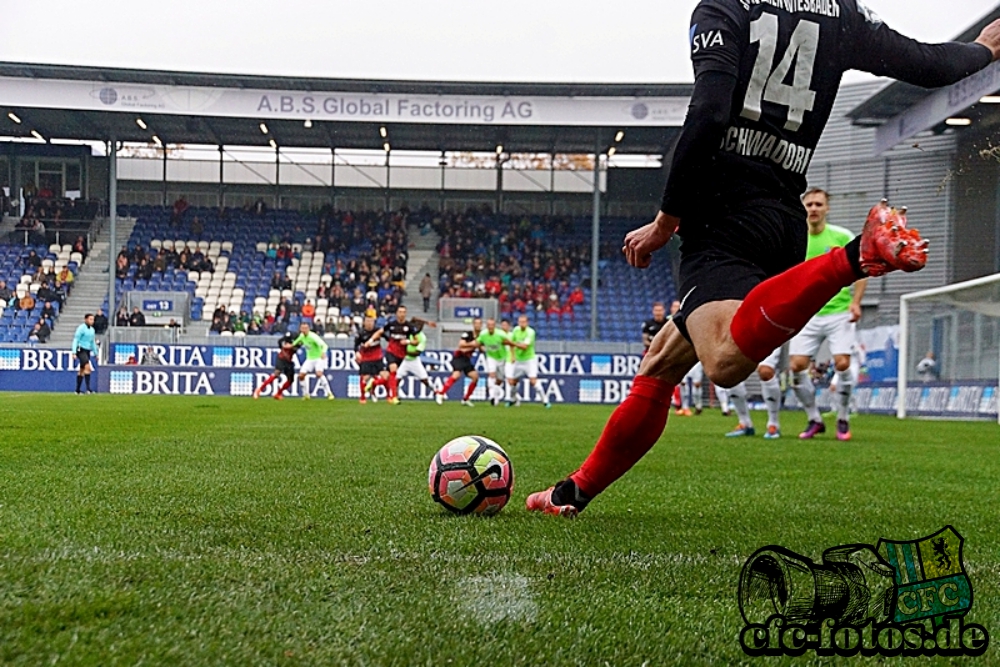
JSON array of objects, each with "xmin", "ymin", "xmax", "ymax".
[
  {"xmin": 590, "ymin": 145, "xmax": 601, "ymax": 341},
  {"xmin": 162, "ymin": 144, "xmax": 167, "ymax": 207},
  {"xmin": 218, "ymin": 145, "xmax": 224, "ymax": 208},
  {"xmin": 108, "ymin": 135, "xmax": 118, "ymax": 334}
]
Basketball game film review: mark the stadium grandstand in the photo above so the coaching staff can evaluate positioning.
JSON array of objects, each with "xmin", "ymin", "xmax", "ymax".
[{"xmin": 0, "ymin": 41, "xmax": 998, "ymax": 355}]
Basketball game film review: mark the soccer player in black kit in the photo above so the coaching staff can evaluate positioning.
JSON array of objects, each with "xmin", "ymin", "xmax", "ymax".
[
  {"xmin": 252, "ymin": 333, "xmax": 299, "ymax": 400},
  {"xmin": 355, "ymin": 315, "xmax": 388, "ymax": 404},
  {"xmin": 641, "ymin": 302, "xmax": 669, "ymax": 352},
  {"xmin": 436, "ymin": 317, "xmax": 483, "ymax": 406},
  {"xmin": 528, "ymin": 0, "xmax": 1000, "ymax": 516}
]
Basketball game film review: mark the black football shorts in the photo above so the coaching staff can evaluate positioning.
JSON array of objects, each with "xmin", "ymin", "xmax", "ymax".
[
  {"xmin": 359, "ymin": 360, "xmax": 385, "ymax": 377},
  {"xmin": 671, "ymin": 201, "xmax": 807, "ymax": 343},
  {"xmin": 275, "ymin": 359, "xmax": 296, "ymax": 380},
  {"xmin": 452, "ymin": 355, "xmax": 475, "ymax": 375}
]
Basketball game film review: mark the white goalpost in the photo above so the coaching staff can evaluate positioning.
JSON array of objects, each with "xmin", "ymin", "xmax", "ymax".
[{"xmin": 898, "ymin": 273, "xmax": 1000, "ymax": 423}]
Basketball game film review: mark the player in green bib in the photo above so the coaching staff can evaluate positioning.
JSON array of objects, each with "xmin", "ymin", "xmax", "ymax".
[
  {"xmin": 477, "ymin": 318, "xmax": 511, "ymax": 406},
  {"xmin": 292, "ymin": 322, "xmax": 335, "ymax": 399},
  {"xmin": 789, "ymin": 189, "xmax": 867, "ymax": 441},
  {"xmin": 506, "ymin": 314, "xmax": 550, "ymax": 408}
]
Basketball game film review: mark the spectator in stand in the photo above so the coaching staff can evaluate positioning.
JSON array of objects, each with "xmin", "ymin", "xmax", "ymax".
[
  {"xmin": 171, "ymin": 196, "xmax": 189, "ymax": 226},
  {"xmin": 55, "ymin": 266, "xmax": 74, "ymax": 293},
  {"xmin": 115, "ymin": 307, "xmax": 129, "ymax": 327},
  {"xmin": 125, "ymin": 355, "xmax": 138, "ymax": 365},
  {"xmin": 72, "ymin": 236, "xmax": 87, "ymax": 259},
  {"xmin": 302, "ymin": 300, "xmax": 316, "ymax": 319},
  {"xmin": 37, "ymin": 279, "xmax": 62, "ymax": 307},
  {"xmin": 141, "ymin": 346, "xmax": 164, "ymax": 365},
  {"xmin": 93, "ymin": 309, "xmax": 108, "ymax": 334},
  {"xmin": 129, "ymin": 307, "xmax": 146, "ymax": 327},
  {"xmin": 29, "ymin": 320, "xmax": 51, "ymax": 343},
  {"xmin": 271, "ymin": 272, "xmax": 284, "ymax": 291},
  {"xmin": 17, "ymin": 291, "xmax": 35, "ymax": 312},
  {"xmin": 0, "ymin": 280, "xmax": 12, "ymax": 306},
  {"xmin": 41, "ymin": 301, "xmax": 56, "ymax": 321},
  {"xmin": 136, "ymin": 258, "xmax": 153, "ymax": 281},
  {"xmin": 247, "ymin": 320, "xmax": 261, "ymax": 335},
  {"xmin": 420, "ymin": 273, "xmax": 434, "ymax": 313},
  {"xmin": 152, "ymin": 252, "xmax": 167, "ymax": 273},
  {"xmin": 26, "ymin": 250, "xmax": 41, "ymax": 269},
  {"xmin": 213, "ymin": 304, "xmax": 228, "ymax": 322},
  {"xmin": 115, "ymin": 255, "xmax": 129, "ymax": 279},
  {"xmin": 166, "ymin": 318, "xmax": 181, "ymax": 329}
]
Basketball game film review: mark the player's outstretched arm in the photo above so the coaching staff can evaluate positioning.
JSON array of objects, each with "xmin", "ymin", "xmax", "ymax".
[{"xmin": 849, "ymin": 11, "xmax": 998, "ymax": 87}]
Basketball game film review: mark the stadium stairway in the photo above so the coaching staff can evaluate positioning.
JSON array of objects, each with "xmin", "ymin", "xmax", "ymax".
[
  {"xmin": 48, "ymin": 217, "xmax": 136, "ymax": 347},
  {"xmin": 402, "ymin": 223, "xmax": 440, "ymax": 312}
]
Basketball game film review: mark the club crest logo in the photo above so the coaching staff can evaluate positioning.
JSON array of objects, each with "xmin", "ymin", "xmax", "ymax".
[{"xmin": 877, "ymin": 525, "xmax": 971, "ymax": 626}]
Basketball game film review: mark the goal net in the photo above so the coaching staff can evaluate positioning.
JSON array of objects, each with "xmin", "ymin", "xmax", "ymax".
[{"xmin": 898, "ymin": 273, "xmax": 1000, "ymax": 422}]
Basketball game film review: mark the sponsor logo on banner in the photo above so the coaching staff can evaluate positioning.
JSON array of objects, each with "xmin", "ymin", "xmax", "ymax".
[
  {"xmin": 579, "ymin": 379, "xmax": 603, "ymax": 403},
  {"xmin": 110, "ymin": 371, "xmax": 134, "ymax": 394},
  {"xmin": 591, "ymin": 356, "xmax": 612, "ymax": 376},
  {"xmin": 0, "ymin": 349, "xmax": 20, "ymax": 369},
  {"xmin": 213, "ymin": 347, "xmax": 234, "ymax": 368},
  {"xmin": 108, "ymin": 370, "xmax": 216, "ymax": 395},
  {"xmin": 115, "ymin": 345, "xmax": 137, "ymax": 365},
  {"xmin": 230, "ymin": 372, "xmax": 255, "ymax": 396},
  {"xmin": 979, "ymin": 387, "xmax": 997, "ymax": 415}
]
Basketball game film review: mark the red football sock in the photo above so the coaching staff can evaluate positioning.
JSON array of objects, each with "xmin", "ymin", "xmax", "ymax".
[
  {"xmin": 371, "ymin": 376, "xmax": 387, "ymax": 387},
  {"xmin": 440, "ymin": 376, "xmax": 457, "ymax": 394},
  {"xmin": 463, "ymin": 378, "xmax": 478, "ymax": 401},
  {"xmin": 570, "ymin": 375, "xmax": 672, "ymax": 498},
  {"xmin": 388, "ymin": 373, "xmax": 398, "ymax": 399},
  {"xmin": 358, "ymin": 376, "xmax": 367, "ymax": 397},
  {"xmin": 258, "ymin": 375, "xmax": 277, "ymax": 392},
  {"xmin": 730, "ymin": 247, "xmax": 857, "ymax": 362},
  {"xmin": 275, "ymin": 379, "xmax": 292, "ymax": 397}
]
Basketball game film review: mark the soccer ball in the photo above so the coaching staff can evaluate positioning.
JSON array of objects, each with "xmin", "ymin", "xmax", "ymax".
[{"xmin": 428, "ymin": 436, "xmax": 513, "ymax": 515}]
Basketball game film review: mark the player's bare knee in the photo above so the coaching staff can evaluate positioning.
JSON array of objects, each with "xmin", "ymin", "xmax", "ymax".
[
  {"xmin": 833, "ymin": 356, "xmax": 851, "ymax": 372},
  {"xmin": 702, "ymin": 355, "xmax": 754, "ymax": 389},
  {"xmin": 758, "ymin": 366, "xmax": 775, "ymax": 382}
]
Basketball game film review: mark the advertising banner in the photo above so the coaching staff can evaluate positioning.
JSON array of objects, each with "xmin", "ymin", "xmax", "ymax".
[{"xmin": 0, "ymin": 76, "xmax": 688, "ymax": 127}]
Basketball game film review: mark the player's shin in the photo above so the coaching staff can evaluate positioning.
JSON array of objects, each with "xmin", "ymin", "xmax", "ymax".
[
  {"xmin": 730, "ymin": 382, "xmax": 753, "ymax": 428},
  {"xmin": 387, "ymin": 373, "xmax": 398, "ymax": 399},
  {"xmin": 463, "ymin": 377, "xmax": 478, "ymax": 401},
  {"xmin": 792, "ymin": 371, "xmax": 822, "ymax": 422},
  {"xmin": 568, "ymin": 375, "xmax": 672, "ymax": 500},
  {"xmin": 440, "ymin": 375, "xmax": 457, "ymax": 394},
  {"xmin": 761, "ymin": 377, "xmax": 782, "ymax": 427},
  {"xmin": 835, "ymin": 369, "xmax": 853, "ymax": 421},
  {"xmin": 730, "ymin": 248, "xmax": 859, "ymax": 362}
]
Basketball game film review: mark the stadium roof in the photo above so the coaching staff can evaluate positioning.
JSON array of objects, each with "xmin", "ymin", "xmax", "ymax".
[
  {"xmin": 847, "ymin": 4, "xmax": 1000, "ymax": 151},
  {"xmin": 0, "ymin": 62, "xmax": 692, "ymax": 155}
]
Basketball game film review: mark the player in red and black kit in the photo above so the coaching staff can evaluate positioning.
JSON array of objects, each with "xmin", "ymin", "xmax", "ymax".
[
  {"xmin": 355, "ymin": 315, "xmax": 388, "ymax": 404},
  {"xmin": 436, "ymin": 317, "xmax": 482, "ymax": 407},
  {"xmin": 252, "ymin": 333, "xmax": 299, "ymax": 400},
  {"xmin": 367, "ymin": 305, "xmax": 415, "ymax": 405},
  {"xmin": 528, "ymin": 0, "xmax": 1000, "ymax": 517}
]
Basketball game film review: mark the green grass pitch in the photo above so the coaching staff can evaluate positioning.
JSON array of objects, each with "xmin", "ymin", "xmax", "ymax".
[{"xmin": 1, "ymin": 394, "xmax": 998, "ymax": 665}]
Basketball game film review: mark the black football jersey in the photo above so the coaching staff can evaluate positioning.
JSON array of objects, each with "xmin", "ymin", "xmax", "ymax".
[
  {"xmin": 641, "ymin": 318, "xmax": 667, "ymax": 343},
  {"xmin": 354, "ymin": 327, "xmax": 379, "ymax": 352},
  {"xmin": 454, "ymin": 330, "xmax": 477, "ymax": 359},
  {"xmin": 677, "ymin": 0, "xmax": 991, "ymax": 210}
]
